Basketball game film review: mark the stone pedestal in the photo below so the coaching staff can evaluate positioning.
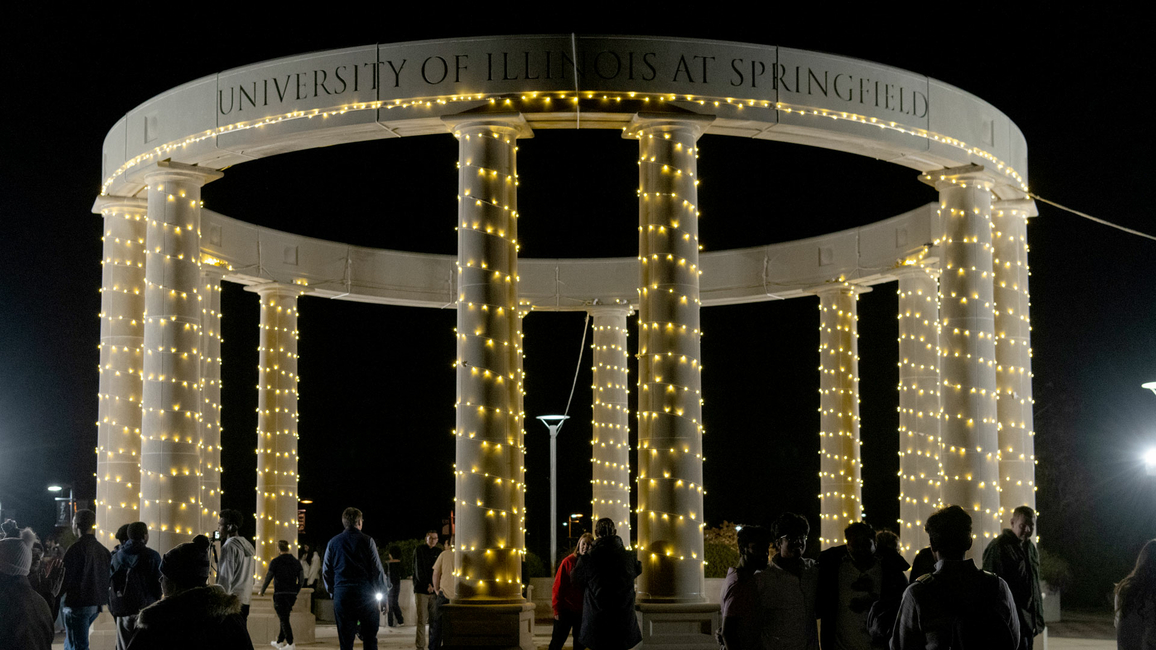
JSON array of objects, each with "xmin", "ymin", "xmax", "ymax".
[
  {"xmin": 440, "ymin": 602, "xmax": 535, "ymax": 650},
  {"xmin": 247, "ymin": 587, "xmax": 316, "ymax": 645},
  {"xmin": 637, "ymin": 602, "xmax": 720, "ymax": 649}
]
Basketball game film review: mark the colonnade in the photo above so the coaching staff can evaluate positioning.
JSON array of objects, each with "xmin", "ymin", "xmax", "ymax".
[{"xmin": 92, "ymin": 119, "xmax": 1035, "ymax": 615}]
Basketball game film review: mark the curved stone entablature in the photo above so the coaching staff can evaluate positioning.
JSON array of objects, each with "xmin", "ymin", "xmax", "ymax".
[
  {"xmin": 101, "ymin": 35, "xmax": 1028, "ymax": 199},
  {"xmin": 200, "ymin": 202, "xmax": 938, "ymax": 310}
]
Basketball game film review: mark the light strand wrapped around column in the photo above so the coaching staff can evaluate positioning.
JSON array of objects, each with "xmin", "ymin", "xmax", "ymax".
[
  {"xmin": 590, "ymin": 308, "xmax": 633, "ymax": 548},
  {"xmin": 816, "ymin": 283, "xmax": 864, "ymax": 548},
  {"xmin": 630, "ymin": 114, "xmax": 711, "ymax": 603},
  {"xmin": 251, "ymin": 283, "xmax": 302, "ymax": 575},
  {"xmin": 927, "ymin": 169, "xmax": 1002, "ymax": 551},
  {"xmin": 992, "ymin": 202, "xmax": 1036, "ymax": 516},
  {"xmin": 448, "ymin": 114, "xmax": 531, "ymax": 603},
  {"xmin": 895, "ymin": 264, "xmax": 943, "ymax": 558},
  {"xmin": 139, "ymin": 161, "xmax": 222, "ymax": 555},
  {"xmin": 93, "ymin": 196, "xmax": 148, "ymax": 548},
  {"xmin": 199, "ymin": 266, "xmax": 225, "ymax": 536}
]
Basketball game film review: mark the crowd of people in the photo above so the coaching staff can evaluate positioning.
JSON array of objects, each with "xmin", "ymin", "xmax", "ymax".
[{"xmin": 2, "ymin": 503, "xmax": 1153, "ymax": 650}]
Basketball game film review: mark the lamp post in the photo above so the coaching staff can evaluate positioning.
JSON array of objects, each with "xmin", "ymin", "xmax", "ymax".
[
  {"xmin": 537, "ymin": 414, "xmax": 569, "ymax": 573},
  {"xmin": 568, "ymin": 513, "xmax": 584, "ymax": 544},
  {"xmin": 47, "ymin": 484, "xmax": 74, "ymax": 529},
  {"xmin": 1144, "ymin": 383, "xmax": 1156, "ymax": 476}
]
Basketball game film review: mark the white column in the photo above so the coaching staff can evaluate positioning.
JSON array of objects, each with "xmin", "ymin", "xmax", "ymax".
[
  {"xmin": 930, "ymin": 170, "xmax": 1003, "ymax": 551},
  {"xmin": 590, "ymin": 308, "xmax": 633, "ymax": 549},
  {"xmin": 992, "ymin": 201, "xmax": 1036, "ymax": 516},
  {"xmin": 816, "ymin": 284, "xmax": 863, "ymax": 549},
  {"xmin": 250, "ymin": 283, "xmax": 302, "ymax": 575},
  {"xmin": 199, "ymin": 267, "xmax": 224, "ymax": 536},
  {"xmin": 93, "ymin": 196, "xmax": 148, "ymax": 548},
  {"xmin": 895, "ymin": 266, "xmax": 943, "ymax": 559},
  {"xmin": 139, "ymin": 161, "xmax": 222, "ymax": 555},
  {"xmin": 631, "ymin": 114, "xmax": 711, "ymax": 603},
  {"xmin": 448, "ymin": 114, "xmax": 531, "ymax": 603}
]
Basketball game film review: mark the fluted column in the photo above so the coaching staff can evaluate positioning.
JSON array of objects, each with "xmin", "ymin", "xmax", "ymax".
[
  {"xmin": 448, "ymin": 114, "xmax": 531, "ymax": 603},
  {"xmin": 199, "ymin": 267, "xmax": 225, "ymax": 536},
  {"xmin": 895, "ymin": 266, "xmax": 943, "ymax": 559},
  {"xmin": 139, "ymin": 161, "xmax": 222, "ymax": 555},
  {"xmin": 249, "ymin": 283, "xmax": 302, "ymax": 575},
  {"xmin": 93, "ymin": 196, "xmax": 148, "ymax": 548},
  {"xmin": 815, "ymin": 284, "xmax": 863, "ymax": 548},
  {"xmin": 631, "ymin": 114, "xmax": 711, "ymax": 603},
  {"xmin": 928, "ymin": 169, "xmax": 1002, "ymax": 551},
  {"xmin": 590, "ymin": 307, "xmax": 633, "ymax": 549},
  {"xmin": 992, "ymin": 201, "xmax": 1036, "ymax": 516}
]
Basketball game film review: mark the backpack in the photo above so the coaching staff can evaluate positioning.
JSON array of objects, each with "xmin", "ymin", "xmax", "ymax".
[{"xmin": 109, "ymin": 554, "xmax": 156, "ymax": 617}]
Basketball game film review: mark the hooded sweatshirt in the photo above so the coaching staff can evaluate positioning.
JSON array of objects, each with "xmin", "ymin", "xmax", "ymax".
[
  {"xmin": 127, "ymin": 585, "xmax": 253, "ymax": 650},
  {"xmin": 110, "ymin": 538, "xmax": 163, "ymax": 614},
  {"xmin": 216, "ymin": 536, "xmax": 255, "ymax": 606}
]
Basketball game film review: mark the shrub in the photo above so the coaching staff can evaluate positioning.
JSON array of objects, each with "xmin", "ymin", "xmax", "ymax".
[
  {"xmin": 523, "ymin": 550, "xmax": 550, "ymax": 579},
  {"xmin": 1039, "ymin": 546, "xmax": 1073, "ymax": 592},
  {"xmin": 703, "ymin": 521, "xmax": 741, "ymax": 578},
  {"xmin": 377, "ymin": 538, "xmax": 429, "ymax": 580}
]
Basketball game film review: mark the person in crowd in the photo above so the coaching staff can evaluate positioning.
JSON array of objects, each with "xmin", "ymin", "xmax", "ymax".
[
  {"xmin": 413, "ymin": 530, "xmax": 442, "ymax": 650},
  {"xmin": 983, "ymin": 505, "xmax": 1045, "ymax": 650},
  {"xmin": 428, "ymin": 536, "xmax": 456, "ymax": 650},
  {"xmin": 550, "ymin": 532, "xmax": 593, "ymax": 650},
  {"xmin": 112, "ymin": 524, "xmax": 130, "ymax": 553},
  {"xmin": 29, "ymin": 539, "xmax": 65, "ymax": 619},
  {"xmin": 891, "ymin": 505, "xmax": 1020, "ymax": 650},
  {"xmin": 60, "ymin": 509, "xmax": 111, "ymax": 650},
  {"xmin": 386, "ymin": 545, "xmax": 405, "ymax": 627},
  {"xmin": 758, "ymin": 512, "xmax": 819, "ymax": 650},
  {"xmin": 108, "ymin": 522, "xmax": 162, "ymax": 650},
  {"xmin": 323, "ymin": 507, "xmax": 388, "ymax": 650},
  {"xmin": 0, "ymin": 527, "xmax": 54, "ymax": 650},
  {"xmin": 299, "ymin": 542, "xmax": 321, "ymax": 591},
  {"xmin": 1114, "ymin": 538, "xmax": 1156, "ymax": 650},
  {"xmin": 261, "ymin": 539, "xmax": 305, "ymax": 650},
  {"xmin": 719, "ymin": 525, "xmax": 770, "ymax": 650},
  {"xmin": 216, "ymin": 508, "xmax": 255, "ymax": 622},
  {"xmin": 864, "ymin": 529, "xmax": 910, "ymax": 645},
  {"xmin": 818, "ymin": 521, "xmax": 881, "ymax": 650},
  {"xmin": 570, "ymin": 518, "xmax": 643, "ymax": 650},
  {"xmin": 0, "ymin": 518, "xmax": 19, "ymax": 539},
  {"xmin": 908, "ymin": 545, "xmax": 937, "ymax": 584},
  {"xmin": 127, "ymin": 535, "xmax": 253, "ymax": 649}
]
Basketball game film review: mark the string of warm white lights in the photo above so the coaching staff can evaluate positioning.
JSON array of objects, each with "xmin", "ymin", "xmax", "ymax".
[
  {"xmin": 253, "ymin": 284, "xmax": 303, "ymax": 575},
  {"xmin": 450, "ymin": 118, "xmax": 529, "ymax": 601},
  {"xmin": 929, "ymin": 172, "xmax": 1004, "ymax": 550},
  {"xmin": 991, "ymin": 203, "xmax": 1036, "ymax": 517},
  {"xmin": 590, "ymin": 309, "xmax": 633, "ymax": 549},
  {"xmin": 101, "ymin": 92, "xmax": 1025, "ymax": 196},
  {"xmin": 199, "ymin": 266, "xmax": 225, "ymax": 537},
  {"xmin": 633, "ymin": 118, "xmax": 709, "ymax": 603},
  {"xmin": 816, "ymin": 283, "xmax": 864, "ymax": 548},
  {"xmin": 895, "ymin": 262, "xmax": 944, "ymax": 559},
  {"xmin": 95, "ymin": 199, "xmax": 148, "ymax": 547}
]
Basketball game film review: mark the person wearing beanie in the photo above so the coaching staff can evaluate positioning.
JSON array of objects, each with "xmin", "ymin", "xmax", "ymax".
[
  {"xmin": 0, "ymin": 528, "xmax": 54, "ymax": 650},
  {"xmin": 127, "ymin": 535, "xmax": 254, "ymax": 649},
  {"xmin": 60, "ymin": 509, "xmax": 111, "ymax": 650}
]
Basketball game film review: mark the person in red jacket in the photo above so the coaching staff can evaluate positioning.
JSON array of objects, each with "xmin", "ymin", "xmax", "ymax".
[{"xmin": 550, "ymin": 533, "xmax": 593, "ymax": 650}]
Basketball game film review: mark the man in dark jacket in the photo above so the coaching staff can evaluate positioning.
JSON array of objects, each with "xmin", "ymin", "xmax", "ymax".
[
  {"xmin": 109, "ymin": 522, "xmax": 162, "ymax": 650},
  {"xmin": 127, "ymin": 534, "xmax": 253, "ymax": 650},
  {"xmin": 570, "ymin": 517, "xmax": 643, "ymax": 650},
  {"xmin": 413, "ymin": 530, "xmax": 441, "ymax": 650},
  {"xmin": 983, "ymin": 505, "xmax": 1045, "ymax": 650},
  {"xmin": 0, "ymin": 528, "xmax": 54, "ymax": 650},
  {"xmin": 818, "ymin": 521, "xmax": 907, "ymax": 649},
  {"xmin": 323, "ymin": 507, "xmax": 388, "ymax": 650},
  {"xmin": 60, "ymin": 509, "xmax": 111, "ymax": 650},
  {"xmin": 260, "ymin": 539, "xmax": 305, "ymax": 649}
]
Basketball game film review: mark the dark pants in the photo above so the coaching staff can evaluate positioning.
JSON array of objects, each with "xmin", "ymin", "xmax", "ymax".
[
  {"xmin": 548, "ymin": 610, "xmax": 585, "ymax": 650},
  {"xmin": 240, "ymin": 603, "xmax": 250, "ymax": 622},
  {"xmin": 274, "ymin": 594, "xmax": 299, "ymax": 644},
  {"xmin": 428, "ymin": 592, "xmax": 450, "ymax": 650},
  {"xmin": 115, "ymin": 615, "xmax": 138, "ymax": 650},
  {"xmin": 333, "ymin": 588, "xmax": 379, "ymax": 650},
  {"xmin": 387, "ymin": 582, "xmax": 403, "ymax": 626}
]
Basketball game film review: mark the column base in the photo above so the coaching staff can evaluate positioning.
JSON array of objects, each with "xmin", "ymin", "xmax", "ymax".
[
  {"xmin": 637, "ymin": 602, "xmax": 721, "ymax": 650},
  {"xmin": 441, "ymin": 601, "xmax": 535, "ymax": 650}
]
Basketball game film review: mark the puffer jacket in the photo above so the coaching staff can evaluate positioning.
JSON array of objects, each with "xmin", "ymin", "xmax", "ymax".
[{"xmin": 570, "ymin": 535, "xmax": 642, "ymax": 650}]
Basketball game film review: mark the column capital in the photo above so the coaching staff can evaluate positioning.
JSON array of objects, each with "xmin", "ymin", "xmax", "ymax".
[
  {"xmin": 806, "ymin": 282, "xmax": 870, "ymax": 297},
  {"xmin": 587, "ymin": 304, "xmax": 634, "ymax": 318},
  {"xmin": 129, "ymin": 159, "xmax": 224, "ymax": 186},
  {"xmin": 199, "ymin": 262, "xmax": 229, "ymax": 280},
  {"xmin": 244, "ymin": 281, "xmax": 308, "ymax": 297},
  {"xmin": 892, "ymin": 264, "xmax": 941, "ymax": 281},
  {"xmin": 92, "ymin": 195, "xmax": 148, "ymax": 215},
  {"xmin": 918, "ymin": 163, "xmax": 998, "ymax": 192},
  {"xmin": 992, "ymin": 199, "xmax": 1039, "ymax": 217},
  {"xmin": 623, "ymin": 112, "xmax": 714, "ymax": 140},
  {"xmin": 442, "ymin": 112, "xmax": 533, "ymax": 139}
]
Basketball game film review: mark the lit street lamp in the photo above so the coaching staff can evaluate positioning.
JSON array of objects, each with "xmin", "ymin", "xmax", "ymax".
[
  {"xmin": 536, "ymin": 414, "xmax": 569, "ymax": 573},
  {"xmin": 47, "ymin": 484, "xmax": 75, "ymax": 529},
  {"xmin": 1143, "ymin": 382, "xmax": 1156, "ymax": 476}
]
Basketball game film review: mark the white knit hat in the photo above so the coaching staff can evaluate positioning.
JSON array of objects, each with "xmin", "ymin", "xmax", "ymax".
[{"xmin": 0, "ymin": 529, "xmax": 35, "ymax": 576}]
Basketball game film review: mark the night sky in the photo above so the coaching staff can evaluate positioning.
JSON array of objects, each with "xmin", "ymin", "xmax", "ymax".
[{"xmin": 2, "ymin": 10, "xmax": 1153, "ymax": 602}]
